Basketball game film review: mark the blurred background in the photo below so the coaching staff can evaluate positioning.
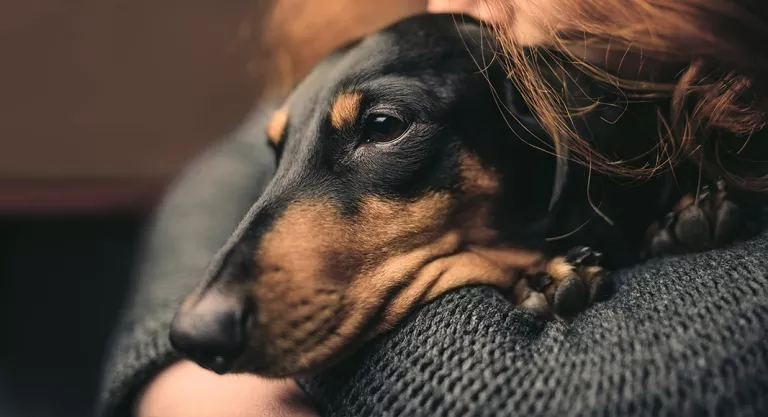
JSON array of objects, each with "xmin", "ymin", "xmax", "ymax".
[{"xmin": 0, "ymin": 1, "xmax": 425, "ymax": 415}]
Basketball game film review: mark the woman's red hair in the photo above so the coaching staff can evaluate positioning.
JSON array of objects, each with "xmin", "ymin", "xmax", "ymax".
[{"xmin": 485, "ymin": 0, "xmax": 768, "ymax": 191}]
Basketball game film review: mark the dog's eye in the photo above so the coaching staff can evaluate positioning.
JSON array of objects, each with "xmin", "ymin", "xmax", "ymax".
[{"xmin": 362, "ymin": 114, "xmax": 408, "ymax": 144}]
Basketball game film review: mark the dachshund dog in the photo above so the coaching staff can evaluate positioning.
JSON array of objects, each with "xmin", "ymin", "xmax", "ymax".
[{"xmin": 169, "ymin": 13, "xmax": 760, "ymax": 378}]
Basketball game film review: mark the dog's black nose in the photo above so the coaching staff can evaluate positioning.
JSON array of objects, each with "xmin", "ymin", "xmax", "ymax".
[{"xmin": 169, "ymin": 289, "xmax": 251, "ymax": 374}]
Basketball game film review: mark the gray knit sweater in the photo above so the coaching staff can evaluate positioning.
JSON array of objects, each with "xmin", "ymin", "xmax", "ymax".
[{"xmin": 96, "ymin": 105, "xmax": 768, "ymax": 417}]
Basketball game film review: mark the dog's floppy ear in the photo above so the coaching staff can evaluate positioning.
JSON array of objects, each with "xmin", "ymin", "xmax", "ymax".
[{"xmin": 500, "ymin": 78, "xmax": 570, "ymax": 212}]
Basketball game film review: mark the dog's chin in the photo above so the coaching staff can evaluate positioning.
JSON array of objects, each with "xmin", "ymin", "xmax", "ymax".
[
  {"xmin": 227, "ymin": 329, "xmax": 373, "ymax": 378},
  {"xmin": 224, "ymin": 298, "xmax": 387, "ymax": 378},
  {"xmin": 229, "ymin": 353, "xmax": 352, "ymax": 379},
  {"xmin": 226, "ymin": 360, "xmax": 317, "ymax": 379}
]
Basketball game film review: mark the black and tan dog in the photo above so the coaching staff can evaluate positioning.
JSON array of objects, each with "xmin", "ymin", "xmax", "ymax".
[{"xmin": 169, "ymin": 13, "xmax": 760, "ymax": 377}]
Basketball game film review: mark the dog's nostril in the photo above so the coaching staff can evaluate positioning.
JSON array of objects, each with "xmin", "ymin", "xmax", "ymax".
[{"xmin": 169, "ymin": 290, "xmax": 252, "ymax": 374}]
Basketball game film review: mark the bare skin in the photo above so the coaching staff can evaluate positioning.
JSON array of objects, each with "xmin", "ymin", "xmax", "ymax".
[
  {"xmin": 137, "ymin": 361, "xmax": 319, "ymax": 417},
  {"xmin": 427, "ymin": 0, "xmax": 498, "ymax": 20}
]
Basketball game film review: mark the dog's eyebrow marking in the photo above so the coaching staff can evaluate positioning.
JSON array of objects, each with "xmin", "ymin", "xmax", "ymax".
[
  {"xmin": 458, "ymin": 152, "xmax": 499, "ymax": 195},
  {"xmin": 329, "ymin": 91, "xmax": 363, "ymax": 130},
  {"xmin": 267, "ymin": 107, "xmax": 289, "ymax": 147}
]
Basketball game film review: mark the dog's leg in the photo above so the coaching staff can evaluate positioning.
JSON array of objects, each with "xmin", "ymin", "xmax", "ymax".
[
  {"xmin": 646, "ymin": 178, "xmax": 760, "ymax": 258},
  {"xmin": 514, "ymin": 246, "xmax": 614, "ymax": 318}
]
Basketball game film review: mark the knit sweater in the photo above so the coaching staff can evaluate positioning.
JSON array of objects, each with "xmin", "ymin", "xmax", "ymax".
[
  {"xmin": 96, "ymin": 105, "xmax": 768, "ymax": 417},
  {"xmin": 300, "ymin": 233, "xmax": 768, "ymax": 416}
]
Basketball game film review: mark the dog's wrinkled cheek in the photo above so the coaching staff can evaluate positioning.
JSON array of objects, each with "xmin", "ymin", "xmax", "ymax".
[
  {"xmin": 312, "ymin": 194, "xmax": 465, "ymax": 346},
  {"xmin": 361, "ymin": 150, "xmax": 549, "ymax": 331},
  {"xmin": 241, "ymin": 193, "xmax": 459, "ymax": 375},
  {"xmin": 244, "ymin": 201, "xmax": 355, "ymax": 373}
]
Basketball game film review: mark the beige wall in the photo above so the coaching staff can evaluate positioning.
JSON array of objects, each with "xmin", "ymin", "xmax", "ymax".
[
  {"xmin": 0, "ymin": 0, "xmax": 259, "ymax": 181},
  {"xmin": 0, "ymin": 0, "xmax": 425, "ymax": 187}
]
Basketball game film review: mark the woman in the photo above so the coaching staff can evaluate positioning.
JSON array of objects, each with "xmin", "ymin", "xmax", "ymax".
[{"xmin": 98, "ymin": 1, "xmax": 768, "ymax": 416}]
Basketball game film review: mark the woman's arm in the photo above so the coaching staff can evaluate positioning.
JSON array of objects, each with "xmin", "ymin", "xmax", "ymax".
[
  {"xmin": 136, "ymin": 361, "xmax": 317, "ymax": 417},
  {"xmin": 301, "ymin": 228, "xmax": 768, "ymax": 416}
]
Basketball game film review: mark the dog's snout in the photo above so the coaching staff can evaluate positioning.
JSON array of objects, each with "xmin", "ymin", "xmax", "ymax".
[{"xmin": 169, "ymin": 289, "xmax": 251, "ymax": 374}]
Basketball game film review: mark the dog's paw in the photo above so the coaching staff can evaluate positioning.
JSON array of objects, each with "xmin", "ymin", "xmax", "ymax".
[
  {"xmin": 647, "ymin": 178, "xmax": 756, "ymax": 258},
  {"xmin": 516, "ymin": 246, "xmax": 614, "ymax": 318}
]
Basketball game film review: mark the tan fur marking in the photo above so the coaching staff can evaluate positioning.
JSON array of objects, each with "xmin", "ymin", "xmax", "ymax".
[
  {"xmin": 673, "ymin": 194, "xmax": 696, "ymax": 213},
  {"xmin": 546, "ymin": 257, "xmax": 576, "ymax": 281},
  {"xmin": 244, "ymin": 193, "xmax": 457, "ymax": 375},
  {"xmin": 375, "ymin": 245, "xmax": 546, "ymax": 328},
  {"xmin": 247, "ymin": 200, "xmax": 352, "ymax": 374},
  {"xmin": 459, "ymin": 151, "xmax": 499, "ymax": 195},
  {"xmin": 330, "ymin": 91, "xmax": 363, "ymax": 130},
  {"xmin": 582, "ymin": 265, "xmax": 604, "ymax": 281},
  {"xmin": 514, "ymin": 277, "xmax": 549, "ymax": 315},
  {"xmin": 468, "ymin": 246, "xmax": 545, "ymax": 270},
  {"xmin": 457, "ymin": 151, "xmax": 502, "ymax": 244},
  {"xmin": 266, "ymin": 108, "xmax": 289, "ymax": 147}
]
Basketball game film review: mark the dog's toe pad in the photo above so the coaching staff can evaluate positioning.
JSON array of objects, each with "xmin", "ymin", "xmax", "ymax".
[{"xmin": 552, "ymin": 275, "xmax": 587, "ymax": 317}]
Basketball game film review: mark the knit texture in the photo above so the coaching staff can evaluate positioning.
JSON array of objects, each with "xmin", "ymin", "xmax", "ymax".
[
  {"xmin": 301, "ymin": 227, "xmax": 768, "ymax": 417},
  {"xmin": 95, "ymin": 102, "xmax": 768, "ymax": 416}
]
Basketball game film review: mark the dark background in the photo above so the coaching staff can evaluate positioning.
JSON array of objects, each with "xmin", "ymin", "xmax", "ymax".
[{"xmin": 1, "ymin": 213, "xmax": 146, "ymax": 417}]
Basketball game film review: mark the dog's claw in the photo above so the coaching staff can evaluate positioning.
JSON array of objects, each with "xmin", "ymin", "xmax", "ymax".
[
  {"xmin": 517, "ymin": 246, "xmax": 613, "ymax": 319},
  {"xmin": 647, "ymin": 179, "xmax": 754, "ymax": 258},
  {"xmin": 564, "ymin": 245, "xmax": 602, "ymax": 266}
]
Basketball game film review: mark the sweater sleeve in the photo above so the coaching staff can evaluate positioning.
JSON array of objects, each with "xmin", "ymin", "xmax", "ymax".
[
  {"xmin": 95, "ymin": 105, "xmax": 278, "ymax": 417},
  {"xmin": 300, "ymin": 227, "xmax": 768, "ymax": 417}
]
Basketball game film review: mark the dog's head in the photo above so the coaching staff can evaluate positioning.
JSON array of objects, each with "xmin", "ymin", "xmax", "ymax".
[{"xmin": 169, "ymin": 13, "xmax": 562, "ymax": 377}]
